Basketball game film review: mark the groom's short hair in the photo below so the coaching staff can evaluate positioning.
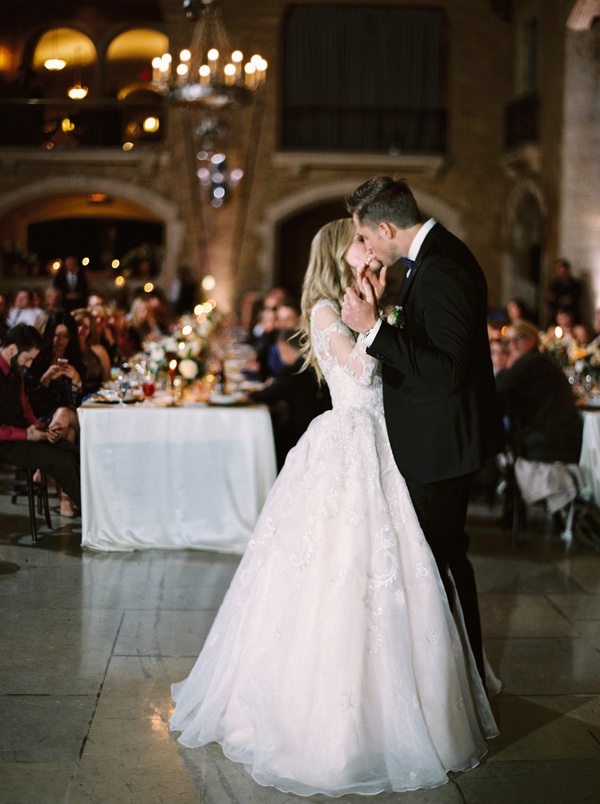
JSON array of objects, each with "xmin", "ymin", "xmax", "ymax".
[{"xmin": 345, "ymin": 176, "xmax": 422, "ymax": 230}]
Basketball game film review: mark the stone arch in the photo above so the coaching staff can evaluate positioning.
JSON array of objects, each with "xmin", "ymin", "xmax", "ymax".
[
  {"xmin": 257, "ymin": 178, "xmax": 465, "ymax": 287},
  {"xmin": 0, "ymin": 176, "xmax": 185, "ymax": 290}
]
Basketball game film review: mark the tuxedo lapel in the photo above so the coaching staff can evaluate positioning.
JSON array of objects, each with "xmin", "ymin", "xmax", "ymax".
[
  {"xmin": 397, "ymin": 259, "xmax": 421, "ymax": 305},
  {"xmin": 396, "ymin": 223, "xmax": 443, "ymax": 305}
]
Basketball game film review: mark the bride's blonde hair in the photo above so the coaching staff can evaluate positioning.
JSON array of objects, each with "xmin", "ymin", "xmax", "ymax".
[{"xmin": 299, "ymin": 218, "xmax": 356, "ymax": 380}]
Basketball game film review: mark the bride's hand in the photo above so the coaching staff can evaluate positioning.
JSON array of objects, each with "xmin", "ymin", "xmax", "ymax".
[{"xmin": 357, "ymin": 262, "xmax": 387, "ymax": 302}]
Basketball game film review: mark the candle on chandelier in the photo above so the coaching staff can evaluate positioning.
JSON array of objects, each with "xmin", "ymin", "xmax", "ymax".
[
  {"xmin": 224, "ymin": 63, "xmax": 236, "ymax": 86},
  {"xmin": 160, "ymin": 53, "xmax": 172, "ymax": 83},
  {"xmin": 256, "ymin": 58, "xmax": 268, "ymax": 84},
  {"xmin": 232, "ymin": 50, "xmax": 243, "ymax": 82},
  {"xmin": 199, "ymin": 64, "xmax": 210, "ymax": 85},
  {"xmin": 176, "ymin": 63, "xmax": 188, "ymax": 85},
  {"xmin": 207, "ymin": 48, "xmax": 219, "ymax": 79},
  {"xmin": 244, "ymin": 62, "xmax": 256, "ymax": 88}
]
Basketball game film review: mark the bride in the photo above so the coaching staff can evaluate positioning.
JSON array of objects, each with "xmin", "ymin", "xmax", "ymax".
[{"xmin": 169, "ymin": 218, "xmax": 498, "ymax": 797}]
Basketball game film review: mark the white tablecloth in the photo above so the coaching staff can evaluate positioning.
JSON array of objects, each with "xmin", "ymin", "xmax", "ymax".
[
  {"xmin": 579, "ymin": 410, "xmax": 600, "ymax": 506},
  {"xmin": 78, "ymin": 403, "xmax": 277, "ymax": 553}
]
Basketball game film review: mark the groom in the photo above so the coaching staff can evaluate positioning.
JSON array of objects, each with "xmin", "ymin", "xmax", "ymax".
[{"xmin": 341, "ymin": 177, "xmax": 505, "ymax": 685}]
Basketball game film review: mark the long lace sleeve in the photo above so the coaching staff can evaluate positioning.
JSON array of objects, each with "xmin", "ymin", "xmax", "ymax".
[{"xmin": 311, "ymin": 300, "xmax": 378, "ymax": 384}]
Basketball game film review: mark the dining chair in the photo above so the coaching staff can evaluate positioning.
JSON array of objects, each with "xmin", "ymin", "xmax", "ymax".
[{"xmin": 3, "ymin": 464, "xmax": 53, "ymax": 543}]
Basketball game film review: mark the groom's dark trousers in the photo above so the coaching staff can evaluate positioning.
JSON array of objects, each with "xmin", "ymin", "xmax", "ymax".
[{"xmin": 405, "ymin": 472, "xmax": 483, "ymax": 683}]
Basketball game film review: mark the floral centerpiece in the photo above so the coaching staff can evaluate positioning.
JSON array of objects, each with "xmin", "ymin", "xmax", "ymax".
[
  {"xmin": 142, "ymin": 306, "xmax": 222, "ymax": 381},
  {"xmin": 540, "ymin": 331, "xmax": 600, "ymax": 391}
]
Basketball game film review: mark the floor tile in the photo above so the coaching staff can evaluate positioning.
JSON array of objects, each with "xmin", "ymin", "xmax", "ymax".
[
  {"xmin": 546, "ymin": 592, "xmax": 600, "ymax": 621},
  {"xmin": 0, "ymin": 609, "xmax": 122, "ymax": 695},
  {"xmin": 114, "ymin": 610, "xmax": 218, "ymax": 657},
  {"xmin": 480, "ymin": 594, "xmax": 578, "ymax": 637},
  {"xmin": 485, "ymin": 637, "xmax": 600, "ymax": 695},
  {"xmin": 0, "ymin": 762, "xmax": 77, "ymax": 804},
  {"xmin": 458, "ymin": 759, "xmax": 600, "ymax": 804},
  {"xmin": 487, "ymin": 694, "xmax": 600, "ymax": 760},
  {"xmin": 0, "ymin": 695, "xmax": 96, "ymax": 762}
]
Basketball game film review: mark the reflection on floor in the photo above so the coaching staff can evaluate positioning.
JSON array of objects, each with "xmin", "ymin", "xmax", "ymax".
[{"xmin": 1, "ymin": 470, "xmax": 599, "ymax": 804}]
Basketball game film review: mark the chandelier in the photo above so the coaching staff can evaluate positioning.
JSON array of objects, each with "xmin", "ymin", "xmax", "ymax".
[
  {"xmin": 154, "ymin": 0, "xmax": 266, "ymax": 206},
  {"xmin": 153, "ymin": 0, "xmax": 267, "ymax": 111}
]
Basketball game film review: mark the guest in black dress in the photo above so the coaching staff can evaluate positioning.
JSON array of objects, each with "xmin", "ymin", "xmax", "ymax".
[
  {"xmin": 72, "ymin": 309, "xmax": 111, "ymax": 397},
  {"xmin": 25, "ymin": 310, "xmax": 84, "ymax": 442}
]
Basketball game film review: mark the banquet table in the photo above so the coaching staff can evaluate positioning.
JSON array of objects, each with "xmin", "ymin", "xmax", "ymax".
[
  {"xmin": 579, "ymin": 409, "xmax": 600, "ymax": 506},
  {"xmin": 78, "ymin": 402, "xmax": 277, "ymax": 553}
]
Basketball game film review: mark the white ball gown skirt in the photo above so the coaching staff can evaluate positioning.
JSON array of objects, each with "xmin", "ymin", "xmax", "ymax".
[{"xmin": 170, "ymin": 406, "xmax": 498, "ymax": 797}]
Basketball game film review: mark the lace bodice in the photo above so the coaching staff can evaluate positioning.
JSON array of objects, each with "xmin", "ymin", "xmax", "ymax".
[{"xmin": 311, "ymin": 299, "xmax": 382, "ymax": 411}]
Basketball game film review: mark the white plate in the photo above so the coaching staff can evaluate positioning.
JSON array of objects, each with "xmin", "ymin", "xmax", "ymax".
[{"xmin": 208, "ymin": 393, "xmax": 247, "ymax": 406}]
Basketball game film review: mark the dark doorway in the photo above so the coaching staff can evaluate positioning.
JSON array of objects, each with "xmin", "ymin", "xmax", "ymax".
[
  {"xmin": 276, "ymin": 201, "xmax": 348, "ymax": 300},
  {"xmin": 28, "ymin": 217, "xmax": 163, "ymax": 273}
]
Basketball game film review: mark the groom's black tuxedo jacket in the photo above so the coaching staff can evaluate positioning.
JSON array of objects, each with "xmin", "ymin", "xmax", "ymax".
[{"xmin": 368, "ymin": 223, "xmax": 505, "ymax": 484}]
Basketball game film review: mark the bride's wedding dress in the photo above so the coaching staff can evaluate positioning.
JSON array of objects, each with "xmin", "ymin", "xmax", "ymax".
[{"xmin": 170, "ymin": 300, "xmax": 498, "ymax": 797}]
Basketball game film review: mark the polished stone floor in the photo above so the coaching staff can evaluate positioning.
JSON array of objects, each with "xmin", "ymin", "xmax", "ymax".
[{"xmin": 1, "ymin": 471, "xmax": 599, "ymax": 804}]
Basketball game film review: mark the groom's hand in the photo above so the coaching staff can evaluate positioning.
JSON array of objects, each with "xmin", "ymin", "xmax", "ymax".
[{"xmin": 342, "ymin": 280, "xmax": 379, "ymax": 334}]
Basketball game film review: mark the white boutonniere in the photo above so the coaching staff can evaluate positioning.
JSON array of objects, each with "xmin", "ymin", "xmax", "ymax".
[{"xmin": 386, "ymin": 305, "xmax": 405, "ymax": 330}]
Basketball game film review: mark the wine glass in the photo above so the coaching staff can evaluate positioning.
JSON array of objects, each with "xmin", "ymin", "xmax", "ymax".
[
  {"xmin": 141, "ymin": 372, "xmax": 156, "ymax": 404},
  {"xmin": 116, "ymin": 374, "xmax": 129, "ymax": 404}
]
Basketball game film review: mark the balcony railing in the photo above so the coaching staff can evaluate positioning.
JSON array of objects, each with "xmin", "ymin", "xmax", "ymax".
[
  {"xmin": 505, "ymin": 93, "xmax": 539, "ymax": 149},
  {"xmin": 0, "ymin": 97, "xmax": 166, "ymax": 149},
  {"xmin": 281, "ymin": 107, "xmax": 447, "ymax": 154}
]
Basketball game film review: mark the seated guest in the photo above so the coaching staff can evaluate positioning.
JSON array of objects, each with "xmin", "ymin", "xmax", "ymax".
[
  {"xmin": 43, "ymin": 286, "xmax": 64, "ymax": 312},
  {"xmin": 0, "ymin": 324, "xmax": 81, "ymax": 512},
  {"xmin": 276, "ymin": 297, "xmax": 301, "ymax": 331},
  {"xmin": 490, "ymin": 337, "xmax": 509, "ymax": 376},
  {"xmin": 25, "ymin": 310, "xmax": 83, "ymax": 442},
  {"xmin": 239, "ymin": 291, "xmax": 264, "ymax": 343},
  {"xmin": 25, "ymin": 311, "xmax": 83, "ymax": 516},
  {"xmin": 251, "ymin": 305, "xmax": 278, "ymax": 381},
  {"xmin": 495, "ymin": 319, "xmax": 583, "ymax": 527},
  {"xmin": 72, "ymin": 309, "xmax": 110, "ymax": 397},
  {"xmin": 89, "ymin": 304, "xmax": 120, "ymax": 366},
  {"xmin": 547, "ymin": 308, "xmax": 577, "ymax": 340},
  {"xmin": 128, "ymin": 297, "xmax": 162, "ymax": 347},
  {"xmin": 266, "ymin": 297, "xmax": 302, "ymax": 379},
  {"xmin": 506, "ymin": 297, "xmax": 536, "ymax": 326},
  {"xmin": 249, "ymin": 329, "xmax": 331, "ymax": 470},
  {"xmin": 108, "ymin": 304, "xmax": 139, "ymax": 360},
  {"xmin": 496, "ymin": 319, "xmax": 582, "ymax": 463},
  {"xmin": 6, "ymin": 289, "xmax": 39, "ymax": 328}
]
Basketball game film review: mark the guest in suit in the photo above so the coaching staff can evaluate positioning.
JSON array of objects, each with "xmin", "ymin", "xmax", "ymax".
[
  {"xmin": 6, "ymin": 289, "xmax": 39, "ymax": 328},
  {"xmin": 53, "ymin": 255, "xmax": 89, "ymax": 312},
  {"xmin": 249, "ymin": 328, "xmax": 331, "ymax": 470},
  {"xmin": 496, "ymin": 319, "xmax": 582, "ymax": 464},
  {"xmin": 341, "ymin": 176, "xmax": 505, "ymax": 685}
]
